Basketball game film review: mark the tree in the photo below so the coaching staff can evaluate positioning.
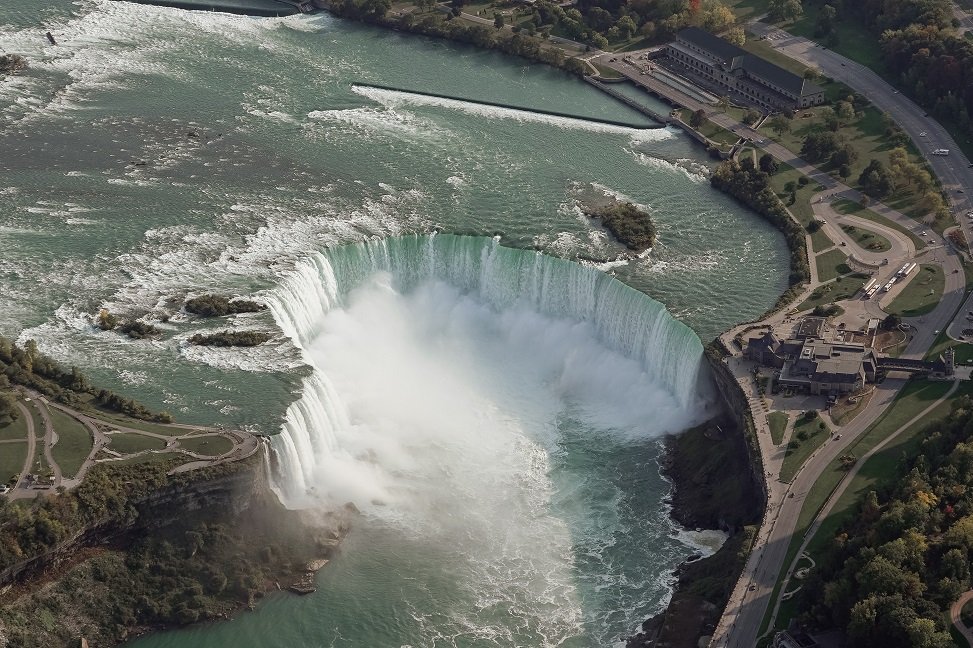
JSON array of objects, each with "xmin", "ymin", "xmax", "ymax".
[
  {"xmin": 768, "ymin": 114, "xmax": 791, "ymax": 137},
  {"xmin": 759, "ymin": 153, "xmax": 779, "ymax": 174},
  {"xmin": 816, "ymin": 3, "xmax": 837, "ymax": 36},
  {"xmin": 858, "ymin": 159, "xmax": 895, "ymax": 198},
  {"xmin": 742, "ymin": 109, "xmax": 762, "ymax": 125},
  {"xmin": 0, "ymin": 392, "xmax": 18, "ymax": 425},
  {"xmin": 689, "ymin": 108, "xmax": 705, "ymax": 128},
  {"xmin": 494, "ymin": 12, "xmax": 504, "ymax": 29},
  {"xmin": 768, "ymin": 0, "xmax": 803, "ymax": 23},
  {"xmin": 725, "ymin": 26, "xmax": 746, "ymax": 45},
  {"xmin": 835, "ymin": 100, "xmax": 855, "ymax": 126},
  {"xmin": 616, "ymin": 15, "xmax": 637, "ymax": 40}
]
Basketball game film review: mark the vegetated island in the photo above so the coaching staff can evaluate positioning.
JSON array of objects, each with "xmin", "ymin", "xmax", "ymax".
[
  {"xmin": 185, "ymin": 294, "xmax": 266, "ymax": 317},
  {"xmin": 583, "ymin": 201, "xmax": 657, "ymax": 253},
  {"xmin": 0, "ymin": 335, "xmax": 352, "ymax": 646},
  {"xmin": 189, "ymin": 330, "xmax": 271, "ymax": 347}
]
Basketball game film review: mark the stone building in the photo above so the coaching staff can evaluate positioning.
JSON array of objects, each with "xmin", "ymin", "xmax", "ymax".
[{"xmin": 665, "ymin": 27, "xmax": 826, "ymax": 111}]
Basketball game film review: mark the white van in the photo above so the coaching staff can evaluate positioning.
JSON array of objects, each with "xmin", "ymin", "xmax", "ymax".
[{"xmin": 932, "ymin": 148, "xmax": 950, "ymax": 156}]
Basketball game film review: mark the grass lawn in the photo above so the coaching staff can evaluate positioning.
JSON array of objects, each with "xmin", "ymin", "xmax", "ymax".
[
  {"xmin": 177, "ymin": 435, "xmax": 234, "ymax": 456},
  {"xmin": 726, "ymin": 0, "xmax": 771, "ymax": 22},
  {"xmin": 768, "ymin": 164, "xmax": 823, "ymax": 228},
  {"xmin": 0, "ymin": 410, "xmax": 29, "ymax": 442},
  {"xmin": 110, "ymin": 452, "xmax": 188, "ymax": 467},
  {"xmin": 885, "ymin": 264, "xmax": 944, "ymax": 317},
  {"xmin": 832, "ymin": 199, "xmax": 926, "ymax": 250},
  {"xmin": 0, "ymin": 441, "xmax": 27, "ymax": 485},
  {"xmin": 815, "ymin": 248, "xmax": 850, "ymax": 282},
  {"xmin": 839, "ymin": 223, "xmax": 891, "ymax": 252},
  {"xmin": 86, "ymin": 409, "xmax": 184, "ymax": 437},
  {"xmin": 759, "ymin": 106, "xmax": 936, "ymax": 223},
  {"xmin": 803, "ymin": 380, "xmax": 973, "ymax": 560},
  {"xmin": 798, "ymin": 274, "xmax": 868, "ymax": 311},
  {"xmin": 698, "ymin": 117, "xmax": 740, "ymax": 148},
  {"xmin": 779, "ymin": 6, "xmax": 884, "ymax": 74},
  {"xmin": 107, "ymin": 432, "xmax": 167, "ymax": 455},
  {"xmin": 809, "ymin": 227, "xmax": 833, "ymax": 252},
  {"xmin": 761, "ymin": 379, "xmax": 958, "ymax": 634},
  {"xmin": 780, "ymin": 414, "xmax": 830, "ymax": 483},
  {"xmin": 591, "ymin": 61, "xmax": 624, "ymax": 80},
  {"xmin": 768, "ymin": 411, "xmax": 789, "ymax": 445},
  {"xmin": 49, "ymin": 409, "xmax": 92, "ymax": 479}
]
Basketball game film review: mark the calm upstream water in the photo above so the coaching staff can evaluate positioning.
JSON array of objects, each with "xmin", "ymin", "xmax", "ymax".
[{"xmin": 0, "ymin": 2, "xmax": 787, "ymax": 646}]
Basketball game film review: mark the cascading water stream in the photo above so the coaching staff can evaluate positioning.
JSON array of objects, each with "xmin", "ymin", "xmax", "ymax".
[
  {"xmin": 258, "ymin": 233, "xmax": 715, "ymax": 646},
  {"xmin": 263, "ymin": 234, "xmax": 710, "ymax": 507}
]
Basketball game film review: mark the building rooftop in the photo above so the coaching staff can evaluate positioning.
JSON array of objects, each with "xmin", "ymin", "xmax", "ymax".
[{"xmin": 676, "ymin": 27, "xmax": 824, "ymax": 98}]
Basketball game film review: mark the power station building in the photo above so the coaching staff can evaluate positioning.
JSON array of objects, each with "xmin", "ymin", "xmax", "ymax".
[{"xmin": 665, "ymin": 27, "xmax": 826, "ymax": 111}]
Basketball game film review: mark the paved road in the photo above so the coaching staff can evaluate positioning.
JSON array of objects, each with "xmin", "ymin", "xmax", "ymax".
[
  {"xmin": 35, "ymin": 398, "xmax": 63, "ymax": 488},
  {"xmin": 764, "ymin": 380, "xmax": 961, "ymax": 632},
  {"xmin": 955, "ymin": 3, "xmax": 973, "ymax": 35},
  {"xmin": 951, "ymin": 590, "xmax": 973, "ymax": 647},
  {"xmin": 748, "ymin": 22, "xmax": 973, "ymax": 227},
  {"xmin": 10, "ymin": 402, "xmax": 37, "ymax": 497}
]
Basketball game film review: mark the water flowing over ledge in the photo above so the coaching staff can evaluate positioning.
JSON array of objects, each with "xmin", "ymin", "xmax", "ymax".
[{"xmin": 262, "ymin": 233, "xmax": 710, "ymax": 507}]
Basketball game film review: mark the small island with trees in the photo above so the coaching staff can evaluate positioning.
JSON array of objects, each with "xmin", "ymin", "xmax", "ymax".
[
  {"xmin": 582, "ymin": 200, "xmax": 657, "ymax": 253},
  {"xmin": 185, "ymin": 295, "xmax": 266, "ymax": 317}
]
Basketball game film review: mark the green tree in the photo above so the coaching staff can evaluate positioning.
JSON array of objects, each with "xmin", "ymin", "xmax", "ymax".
[
  {"xmin": 494, "ymin": 12, "xmax": 505, "ymax": 29},
  {"xmin": 768, "ymin": 113, "xmax": 791, "ymax": 136},
  {"xmin": 616, "ymin": 15, "xmax": 636, "ymax": 40},
  {"xmin": 768, "ymin": 0, "xmax": 803, "ymax": 23},
  {"xmin": 689, "ymin": 108, "xmax": 705, "ymax": 128},
  {"xmin": 759, "ymin": 153, "xmax": 779, "ymax": 174}
]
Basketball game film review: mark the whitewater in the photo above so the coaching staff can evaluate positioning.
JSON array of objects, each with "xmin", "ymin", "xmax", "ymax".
[{"xmin": 0, "ymin": 1, "xmax": 789, "ymax": 646}]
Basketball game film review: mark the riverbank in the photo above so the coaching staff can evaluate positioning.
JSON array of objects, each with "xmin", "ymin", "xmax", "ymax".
[{"xmin": 0, "ymin": 452, "xmax": 354, "ymax": 647}]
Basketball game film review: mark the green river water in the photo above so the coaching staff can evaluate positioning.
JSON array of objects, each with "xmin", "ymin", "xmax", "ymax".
[{"xmin": 0, "ymin": 2, "xmax": 787, "ymax": 646}]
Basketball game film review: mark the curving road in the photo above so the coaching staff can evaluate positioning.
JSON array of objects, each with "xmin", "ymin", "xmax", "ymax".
[{"xmin": 952, "ymin": 590, "xmax": 973, "ymax": 647}]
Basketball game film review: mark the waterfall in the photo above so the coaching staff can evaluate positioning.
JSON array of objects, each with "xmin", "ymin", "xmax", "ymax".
[{"xmin": 263, "ymin": 234, "xmax": 709, "ymax": 508}]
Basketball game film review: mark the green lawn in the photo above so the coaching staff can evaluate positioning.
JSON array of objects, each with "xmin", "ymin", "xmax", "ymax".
[
  {"xmin": 832, "ymin": 199, "xmax": 926, "ymax": 250},
  {"xmin": 797, "ymin": 274, "xmax": 868, "ymax": 311},
  {"xmin": 885, "ymin": 264, "xmax": 945, "ymax": 317},
  {"xmin": 110, "ymin": 452, "xmax": 188, "ymax": 467},
  {"xmin": 809, "ymin": 226, "xmax": 833, "ymax": 252},
  {"xmin": 0, "ymin": 408, "xmax": 29, "ymax": 442},
  {"xmin": 49, "ymin": 409, "xmax": 93, "ymax": 480},
  {"xmin": 780, "ymin": 5, "xmax": 884, "ymax": 74},
  {"xmin": 768, "ymin": 164, "xmax": 823, "ymax": 228},
  {"xmin": 698, "ymin": 117, "xmax": 740, "ymax": 148},
  {"xmin": 839, "ymin": 223, "xmax": 891, "ymax": 252},
  {"xmin": 768, "ymin": 411, "xmax": 789, "ymax": 445},
  {"xmin": 804, "ymin": 380, "xmax": 973, "ymax": 560},
  {"xmin": 759, "ymin": 106, "xmax": 936, "ymax": 223},
  {"xmin": 86, "ymin": 409, "xmax": 183, "ymax": 437},
  {"xmin": 761, "ymin": 379, "xmax": 958, "ymax": 635},
  {"xmin": 177, "ymin": 435, "xmax": 234, "ymax": 456},
  {"xmin": 0, "ymin": 441, "xmax": 27, "ymax": 485},
  {"xmin": 815, "ymin": 248, "xmax": 850, "ymax": 282},
  {"xmin": 591, "ymin": 61, "xmax": 624, "ymax": 80},
  {"xmin": 726, "ymin": 0, "xmax": 771, "ymax": 22},
  {"xmin": 780, "ymin": 414, "xmax": 830, "ymax": 482},
  {"xmin": 107, "ymin": 432, "xmax": 167, "ymax": 455}
]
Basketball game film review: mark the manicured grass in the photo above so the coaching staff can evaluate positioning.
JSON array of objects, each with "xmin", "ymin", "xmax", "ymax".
[
  {"xmin": 804, "ymin": 380, "xmax": 973, "ymax": 560},
  {"xmin": 768, "ymin": 164, "xmax": 823, "ymax": 228},
  {"xmin": 809, "ymin": 227, "xmax": 833, "ymax": 252},
  {"xmin": 591, "ymin": 61, "xmax": 624, "ymax": 80},
  {"xmin": 885, "ymin": 264, "xmax": 945, "ymax": 317},
  {"xmin": 779, "ymin": 413, "xmax": 830, "ymax": 483},
  {"xmin": 781, "ymin": 5, "xmax": 884, "ymax": 74},
  {"xmin": 797, "ymin": 274, "xmax": 868, "ymax": 311},
  {"xmin": 0, "ymin": 441, "xmax": 27, "ymax": 485},
  {"xmin": 177, "ymin": 435, "xmax": 234, "ymax": 456},
  {"xmin": 839, "ymin": 223, "xmax": 891, "ymax": 252},
  {"xmin": 0, "ymin": 409, "xmax": 29, "ymax": 442},
  {"xmin": 725, "ymin": 0, "xmax": 771, "ymax": 21},
  {"xmin": 86, "ymin": 410, "xmax": 183, "ymax": 437},
  {"xmin": 768, "ymin": 411, "xmax": 789, "ymax": 445},
  {"xmin": 759, "ymin": 105, "xmax": 936, "ymax": 222},
  {"xmin": 49, "ymin": 409, "xmax": 92, "ymax": 479},
  {"xmin": 107, "ymin": 432, "xmax": 167, "ymax": 455},
  {"xmin": 815, "ymin": 248, "xmax": 850, "ymax": 282},
  {"xmin": 761, "ymin": 379, "xmax": 959, "ymax": 635},
  {"xmin": 832, "ymin": 199, "xmax": 926, "ymax": 250},
  {"xmin": 698, "ymin": 117, "xmax": 740, "ymax": 148},
  {"xmin": 109, "ymin": 452, "xmax": 187, "ymax": 466}
]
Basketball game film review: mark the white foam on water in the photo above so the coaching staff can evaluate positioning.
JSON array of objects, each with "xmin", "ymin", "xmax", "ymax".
[
  {"xmin": 353, "ymin": 85, "xmax": 675, "ymax": 142},
  {"xmin": 629, "ymin": 150, "xmax": 710, "ymax": 184}
]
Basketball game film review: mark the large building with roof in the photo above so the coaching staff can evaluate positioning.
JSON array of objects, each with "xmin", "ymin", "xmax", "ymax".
[{"xmin": 665, "ymin": 27, "xmax": 826, "ymax": 111}]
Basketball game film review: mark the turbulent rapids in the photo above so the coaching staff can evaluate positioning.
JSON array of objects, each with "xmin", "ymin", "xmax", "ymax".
[{"xmin": 260, "ymin": 234, "xmax": 714, "ymax": 646}]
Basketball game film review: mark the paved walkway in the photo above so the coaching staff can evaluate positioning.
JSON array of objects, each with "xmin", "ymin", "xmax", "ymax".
[{"xmin": 951, "ymin": 590, "xmax": 973, "ymax": 648}]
